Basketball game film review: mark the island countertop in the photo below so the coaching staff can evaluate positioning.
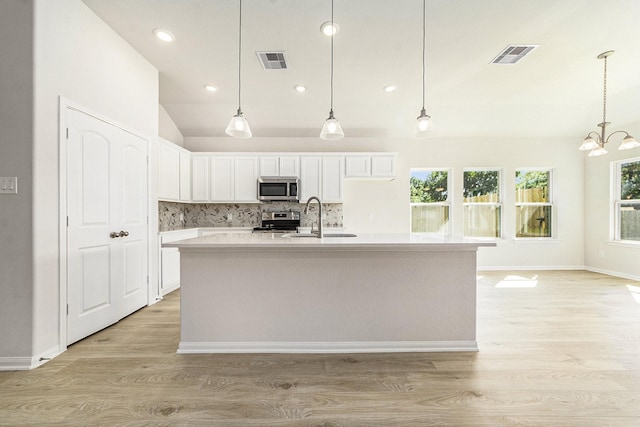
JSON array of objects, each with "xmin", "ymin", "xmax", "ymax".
[{"xmin": 163, "ymin": 232, "xmax": 497, "ymax": 252}]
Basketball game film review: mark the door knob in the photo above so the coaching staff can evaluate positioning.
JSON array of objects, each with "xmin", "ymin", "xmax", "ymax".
[
  {"xmin": 119, "ymin": 230, "xmax": 129, "ymax": 237},
  {"xmin": 110, "ymin": 232, "xmax": 120, "ymax": 239}
]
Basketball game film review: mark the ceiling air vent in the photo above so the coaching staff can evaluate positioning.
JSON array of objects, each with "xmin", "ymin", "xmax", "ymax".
[
  {"xmin": 256, "ymin": 51, "xmax": 288, "ymax": 70},
  {"xmin": 491, "ymin": 45, "xmax": 539, "ymax": 64}
]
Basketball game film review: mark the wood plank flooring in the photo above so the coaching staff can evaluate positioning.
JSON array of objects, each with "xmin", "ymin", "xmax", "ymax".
[{"xmin": 1, "ymin": 270, "xmax": 640, "ymax": 426}]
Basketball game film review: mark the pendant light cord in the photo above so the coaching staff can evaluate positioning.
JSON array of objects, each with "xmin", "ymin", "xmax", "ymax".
[
  {"xmin": 330, "ymin": 0, "xmax": 334, "ymax": 114},
  {"xmin": 421, "ymin": 0, "xmax": 426, "ymax": 110},
  {"xmin": 237, "ymin": 0, "xmax": 243, "ymax": 113}
]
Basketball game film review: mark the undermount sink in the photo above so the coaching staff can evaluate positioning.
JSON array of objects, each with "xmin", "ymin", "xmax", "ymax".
[{"xmin": 281, "ymin": 233, "xmax": 357, "ymax": 238}]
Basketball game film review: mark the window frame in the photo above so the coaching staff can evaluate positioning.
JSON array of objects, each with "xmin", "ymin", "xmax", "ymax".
[
  {"xmin": 514, "ymin": 168, "xmax": 555, "ymax": 240},
  {"xmin": 409, "ymin": 168, "xmax": 452, "ymax": 236},
  {"xmin": 462, "ymin": 167, "xmax": 503, "ymax": 239},
  {"xmin": 612, "ymin": 157, "xmax": 640, "ymax": 244}
]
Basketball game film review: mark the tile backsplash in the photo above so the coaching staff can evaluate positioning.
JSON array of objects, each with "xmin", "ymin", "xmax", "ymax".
[{"xmin": 159, "ymin": 201, "xmax": 343, "ymax": 232}]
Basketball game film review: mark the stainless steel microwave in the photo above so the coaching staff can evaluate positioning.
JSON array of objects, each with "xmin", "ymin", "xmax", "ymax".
[{"xmin": 257, "ymin": 177, "xmax": 300, "ymax": 201}]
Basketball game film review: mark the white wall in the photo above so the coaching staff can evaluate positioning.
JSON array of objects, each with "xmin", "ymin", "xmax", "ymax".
[
  {"xmin": 584, "ymin": 120, "xmax": 640, "ymax": 280},
  {"xmin": 0, "ymin": 0, "xmax": 159, "ymax": 364},
  {"xmin": 185, "ymin": 135, "xmax": 585, "ymax": 269},
  {"xmin": 0, "ymin": 0, "xmax": 35, "ymax": 360},
  {"xmin": 159, "ymin": 104, "xmax": 184, "ymax": 147}
]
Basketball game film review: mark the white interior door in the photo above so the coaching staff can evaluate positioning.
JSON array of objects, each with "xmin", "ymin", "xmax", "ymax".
[{"xmin": 66, "ymin": 108, "xmax": 148, "ymax": 345}]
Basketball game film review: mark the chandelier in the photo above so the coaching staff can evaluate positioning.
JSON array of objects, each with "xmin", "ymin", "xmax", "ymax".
[{"xmin": 579, "ymin": 50, "xmax": 638, "ymax": 156}]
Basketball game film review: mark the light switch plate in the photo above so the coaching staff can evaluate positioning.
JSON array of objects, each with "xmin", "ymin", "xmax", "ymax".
[{"xmin": 0, "ymin": 177, "xmax": 18, "ymax": 194}]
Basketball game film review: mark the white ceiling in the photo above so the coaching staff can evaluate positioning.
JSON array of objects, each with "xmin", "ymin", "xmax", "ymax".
[{"xmin": 82, "ymin": 0, "xmax": 640, "ymax": 140}]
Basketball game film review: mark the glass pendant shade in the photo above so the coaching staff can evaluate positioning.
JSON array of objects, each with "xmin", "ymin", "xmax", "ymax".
[
  {"xmin": 588, "ymin": 146, "xmax": 608, "ymax": 157},
  {"xmin": 619, "ymin": 135, "xmax": 640, "ymax": 150},
  {"xmin": 320, "ymin": 113, "xmax": 344, "ymax": 140},
  {"xmin": 412, "ymin": 109, "xmax": 431, "ymax": 139},
  {"xmin": 225, "ymin": 111, "xmax": 252, "ymax": 138},
  {"xmin": 579, "ymin": 136, "xmax": 599, "ymax": 151}
]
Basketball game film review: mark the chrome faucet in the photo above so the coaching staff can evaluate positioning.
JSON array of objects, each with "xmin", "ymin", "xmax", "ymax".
[{"xmin": 304, "ymin": 196, "xmax": 323, "ymax": 238}]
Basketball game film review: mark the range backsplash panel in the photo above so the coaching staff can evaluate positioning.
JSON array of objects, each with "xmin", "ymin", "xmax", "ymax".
[{"xmin": 159, "ymin": 201, "xmax": 343, "ymax": 232}]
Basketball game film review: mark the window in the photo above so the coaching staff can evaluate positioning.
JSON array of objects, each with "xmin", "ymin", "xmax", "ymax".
[
  {"xmin": 614, "ymin": 158, "xmax": 640, "ymax": 242},
  {"xmin": 515, "ymin": 169, "xmax": 553, "ymax": 238},
  {"xmin": 410, "ymin": 169, "xmax": 450, "ymax": 234},
  {"xmin": 463, "ymin": 169, "xmax": 501, "ymax": 238}
]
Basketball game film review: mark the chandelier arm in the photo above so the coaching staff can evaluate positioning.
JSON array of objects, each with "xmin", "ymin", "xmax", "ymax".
[{"xmin": 604, "ymin": 130, "xmax": 631, "ymax": 145}]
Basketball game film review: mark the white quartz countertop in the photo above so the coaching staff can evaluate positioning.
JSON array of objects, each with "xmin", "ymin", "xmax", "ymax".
[{"xmin": 163, "ymin": 232, "xmax": 497, "ymax": 252}]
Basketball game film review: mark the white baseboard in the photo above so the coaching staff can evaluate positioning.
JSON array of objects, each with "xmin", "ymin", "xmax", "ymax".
[
  {"xmin": 177, "ymin": 340, "xmax": 479, "ymax": 354},
  {"xmin": 478, "ymin": 265, "xmax": 584, "ymax": 271},
  {"xmin": 0, "ymin": 345, "xmax": 60, "ymax": 371},
  {"xmin": 585, "ymin": 266, "xmax": 640, "ymax": 281}
]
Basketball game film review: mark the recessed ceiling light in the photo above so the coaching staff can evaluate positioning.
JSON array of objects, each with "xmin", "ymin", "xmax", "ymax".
[
  {"xmin": 320, "ymin": 22, "xmax": 339, "ymax": 37},
  {"xmin": 204, "ymin": 85, "xmax": 218, "ymax": 92},
  {"xmin": 294, "ymin": 84, "xmax": 306, "ymax": 93},
  {"xmin": 383, "ymin": 84, "xmax": 397, "ymax": 93},
  {"xmin": 153, "ymin": 28, "xmax": 175, "ymax": 42}
]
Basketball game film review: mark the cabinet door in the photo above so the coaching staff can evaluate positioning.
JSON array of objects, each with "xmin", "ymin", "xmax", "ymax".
[
  {"xmin": 191, "ymin": 156, "xmax": 209, "ymax": 202},
  {"xmin": 371, "ymin": 155, "xmax": 396, "ymax": 178},
  {"xmin": 179, "ymin": 152, "xmax": 191, "ymax": 201},
  {"xmin": 235, "ymin": 156, "xmax": 259, "ymax": 202},
  {"xmin": 161, "ymin": 248, "xmax": 180, "ymax": 291},
  {"xmin": 322, "ymin": 156, "xmax": 343, "ymax": 202},
  {"xmin": 259, "ymin": 156, "xmax": 279, "ymax": 176},
  {"xmin": 279, "ymin": 156, "xmax": 300, "ymax": 177},
  {"xmin": 300, "ymin": 156, "xmax": 322, "ymax": 201},
  {"xmin": 345, "ymin": 155, "xmax": 371, "ymax": 177},
  {"xmin": 210, "ymin": 156, "xmax": 235, "ymax": 201},
  {"xmin": 159, "ymin": 142, "xmax": 180, "ymax": 200}
]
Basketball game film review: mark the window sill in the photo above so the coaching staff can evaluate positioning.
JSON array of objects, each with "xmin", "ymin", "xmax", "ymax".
[
  {"xmin": 512, "ymin": 238, "xmax": 558, "ymax": 244},
  {"xmin": 607, "ymin": 240, "xmax": 640, "ymax": 248}
]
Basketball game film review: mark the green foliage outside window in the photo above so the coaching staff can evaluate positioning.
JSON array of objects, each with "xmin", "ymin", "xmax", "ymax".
[
  {"xmin": 463, "ymin": 171, "xmax": 499, "ymax": 199},
  {"xmin": 410, "ymin": 170, "xmax": 448, "ymax": 203},
  {"xmin": 621, "ymin": 161, "xmax": 640, "ymax": 200}
]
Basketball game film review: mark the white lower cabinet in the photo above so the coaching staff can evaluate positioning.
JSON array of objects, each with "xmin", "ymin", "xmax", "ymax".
[{"xmin": 159, "ymin": 229, "xmax": 199, "ymax": 295}]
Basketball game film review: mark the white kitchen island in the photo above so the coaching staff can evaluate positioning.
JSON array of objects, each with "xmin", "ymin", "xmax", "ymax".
[{"xmin": 165, "ymin": 233, "xmax": 495, "ymax": 354}]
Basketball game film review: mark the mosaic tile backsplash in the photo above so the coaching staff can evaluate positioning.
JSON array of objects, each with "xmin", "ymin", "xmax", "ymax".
[{"xmin": 159, "ymin": 201, "xmax": 343, "ymax": 232}]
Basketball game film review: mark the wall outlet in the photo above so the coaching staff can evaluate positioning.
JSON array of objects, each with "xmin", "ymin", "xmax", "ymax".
[
  {"xmin": 368, "ymin": 212, "xmax": 374, "ymax": 221},
  {"xmin": 0, "ymin": 177, "xmax": 17, "ymax": 194},
  {"xmin": 227, "ymin": 213, "xmax": 233, "ymax": 222},
  {"xmin": 179, "ymin": 213, "xmax": 184, "ymax": 222},
  {"xmin": 598, "ymin": 250, "xmax": 605, "ymax": 258}
]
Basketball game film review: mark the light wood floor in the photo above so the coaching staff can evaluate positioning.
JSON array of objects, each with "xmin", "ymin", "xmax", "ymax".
[{"xmin": 1, "ymin": 270, "xmax": 640, "ymax": 426}]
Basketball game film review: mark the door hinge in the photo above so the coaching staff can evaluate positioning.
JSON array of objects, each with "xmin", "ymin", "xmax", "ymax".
[
  {"xmin": 147, "ymin": 276, "xmax": 149, "ymax": 285},
  {"xmin": 66, "ymin": 216, "xmax": 69, "ymax": 227},
  {"xmin": 66, "ymin": 304, "xmax": 69, "ymax": 315},
  {"xmin": 66, "ymin": 128, "xmax": 69, "ymax": 139}
]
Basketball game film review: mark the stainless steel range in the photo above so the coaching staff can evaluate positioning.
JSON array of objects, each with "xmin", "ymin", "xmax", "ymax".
[{"xmin": 252, "ymin": 211, "xmax": 301, "ymax": 233}]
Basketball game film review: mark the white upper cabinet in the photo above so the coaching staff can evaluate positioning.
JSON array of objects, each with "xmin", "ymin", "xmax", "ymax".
[
  {"xmin": 322, "ymin": 156, "xmax": 343, "ymax": 203},
  {"xmin": 234, "ymin": 156, "xmax": 259, "ymax": 202},
  {"xmin": 162, "ymin": 150, "xmax": 394, "ymax": 203},
  {"xmin": 371, "ymin": 154, "xmax": 396, "ymax": 178},
  {"xmin": 259, "ymin": 155, "xmax": 299, "ymax": 177},
  {"xmin": 300, "ymin": 156, "xmax": 322, "ymax": 201},
  {"xmin": 179, "ymin": 152, "xmax": 191, "ymax": 202},
  {"xmin": 158, "ymin": 140, "xmax": 181, "ymax": 200},
  {"xmin": 191, "ymin": 155, "xmax": 209, "ymax": 202},
  {"xmin": 345, "ymin": 153, "xmax": 396, "ymax": 179},
  {"xmin": 344, "ymin": 155, "xmax": 371, "ymax": 178},
  {"xmin": 210, "ymin": 156, "xmax": 235, "ymax": 202},
  {"xmin": 299, "ymin": 155, "xmax": 343, "ymax": 203}
]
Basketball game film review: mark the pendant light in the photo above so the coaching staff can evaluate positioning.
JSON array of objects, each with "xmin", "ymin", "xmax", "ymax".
[
  {"xmin": 579, "ymin": 50, "xmax": 638, "ymax": 156},
  {"xmin": 225, "ymin": 0, "xmax": 252, "ymax": 138},
  {"xmin": 320, "ymin": 0, "xmax": 344, "ymax": 140},
  {"xmin": 412, "ymin": 0, "xmax": 431, "ymax": 139}
]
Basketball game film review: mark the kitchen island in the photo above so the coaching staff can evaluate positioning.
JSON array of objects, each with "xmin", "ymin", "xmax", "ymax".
[{"xmin": 164, "ymin": 233, "xmax": 495, "ymax": 354}]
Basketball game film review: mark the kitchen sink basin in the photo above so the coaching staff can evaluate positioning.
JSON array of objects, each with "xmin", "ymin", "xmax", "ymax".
[{"xmin": 281, "ymin": 233, "xmax": 357, "ymax": 238}]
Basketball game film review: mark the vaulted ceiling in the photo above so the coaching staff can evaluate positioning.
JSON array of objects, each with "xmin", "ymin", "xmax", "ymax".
[{"xmin": 83, "ymin": 0, "xmax": 640, "ymax": 140}]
